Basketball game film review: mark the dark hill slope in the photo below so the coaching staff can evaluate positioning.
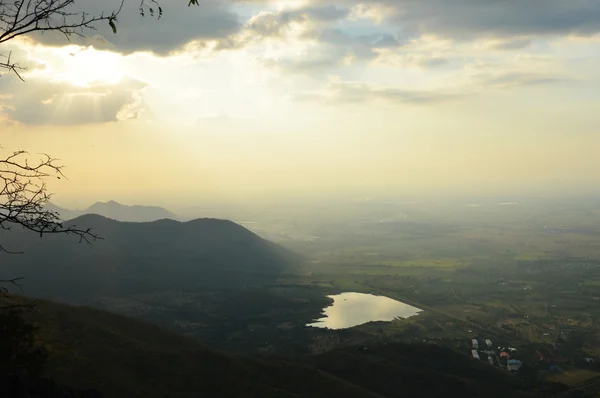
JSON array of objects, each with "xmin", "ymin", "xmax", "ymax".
[
  {"xmin": 309, "ymin": 343, "xmax": 566, "ymax": 398},
  {"xmin": 0, "ymin": 215, "xmax": 299, "ymax": 300},
  {"xmin": 15, "ymin": 299, "xmax": 565, "ymax": 398},
  {"xmin": 22, "ymin": 299, "xmax": 380, "ymax": 398}
]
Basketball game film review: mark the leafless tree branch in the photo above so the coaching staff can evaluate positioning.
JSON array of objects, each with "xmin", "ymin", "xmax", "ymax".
[
  {"xmin": 0, "ymin": 0, "xmax": 124, "ymax": 79},
  {"xmin": 0, "ymin": 146, "xmax": 100, "ymax": 244},
  {"xmin": 0, "ymin": 146, "xmax": 101, "ymax": 303}
]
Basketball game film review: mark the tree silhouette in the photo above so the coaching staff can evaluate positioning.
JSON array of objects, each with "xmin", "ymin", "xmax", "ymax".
[
  {"xmin": 0, "ymin": 0, "xmax": 125, "ymax": 79},
  {"xmin": 0, "ymin": 147, "xmax": 100, "ymax": 303},
  {"xmin": 0, "ymin": 0, "xmax": 201, "ymax": 79},
  {"xmin": 0, "ymin": 308, "xmax": 47, "ymax": 375}
]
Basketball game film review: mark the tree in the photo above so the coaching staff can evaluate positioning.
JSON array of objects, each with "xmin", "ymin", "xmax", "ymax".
[
  {"xmin": 1, "ymin": 147, "xmax": 99, "ymax": 303},
  {"xmin": 0, "ymin": 0, "xmax": 199, "ymax": 79},
  {"xmin": 0, "ymin": 308, "xmax": 47, "ymax": 375},
  {"xmin": 0, "ymin": 0, "xmax": 125, "ymax": 79},
  {"xmin": 0, "ymin": 0, "xmax": 200, "ymax": 380}
]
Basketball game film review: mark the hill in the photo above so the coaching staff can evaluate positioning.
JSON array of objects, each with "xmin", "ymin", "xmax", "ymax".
[
  {"xmin": 309, "ymin": 343, "xmax": 566, "ymax": 397},
  {"xmin": 0, "ymin": 215, "xmax": 299, "ymax": 300},
  {"xmin": 8, "ymin": 298, "xmax": 562, "ymax": 398},
  {"xmin": 17, "ymin": 298, "xmax": 380, "ymax": 398},
  {"xmin": 86, "ymin": 200, "xmax": 179, "ymax": 222},
  {"xmin": 45, "ymin": 200, "xmax": 179, "ymax": 222},
  {"xmin": 44, "ymin": 202, "xmax": 82, "ymax": 221}
]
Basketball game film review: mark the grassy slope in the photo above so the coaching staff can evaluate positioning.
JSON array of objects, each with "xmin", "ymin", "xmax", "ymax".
[{"xmin": 24, "ymin": 299, "xmax": 380, "ymax": 398}]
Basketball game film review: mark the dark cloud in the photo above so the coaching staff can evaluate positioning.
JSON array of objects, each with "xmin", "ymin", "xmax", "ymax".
[
  {"xmin": 243, "ymin": 5, "xmax": 349, "ymax": 39},
  {"xmin": 216, "ymin": 5, "xmax": 354, "ymax": 50},
  {"xmin": 279, "ymin": 4, "xmax": 350, "ymax": 24},
  {"xmin": 358, "ymin": 0, "xmax": 600, "ymax": 39},
  {"xmin": 229, "ymin": 5, "xmax": 404, "ymax": 72},
  {"xmin": 308, "ymin": 28, "xmax": 402, "ymax": 59},
  {"xmin": 26, "ymin": 0, "xmax": 241, "ymax": 55},
  {"xmin": 257, "ymin": 28, "xmax": 404, "ymax": 74},
  {"xmin": 0, "ymin": 76, "xmax": 146, "ymax": 125},
  {"xmin": 20, "ymin": 0, "xmax": 600, "ymax": 55}
]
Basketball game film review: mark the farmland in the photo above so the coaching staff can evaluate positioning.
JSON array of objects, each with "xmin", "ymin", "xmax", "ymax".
[
  {"xmin": 73, "ymin": 197, "xmax": 600, "ymax": 392},
  {"xmin": 255, "ymin": 197, "xmax": 600, "ymax": 387}
]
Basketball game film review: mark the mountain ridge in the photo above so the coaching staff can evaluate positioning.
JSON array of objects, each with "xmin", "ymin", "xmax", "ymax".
[
  {"xmin": 46, "ymin": 200, "xmax": 179, "ymax": 222},
  {"xmin": 0, "ymin": 214, "xmax": 299, "ymax": 300},
  {"xmin": 11, "ymin": 297, "xmax": 382, "ymax": 398}
]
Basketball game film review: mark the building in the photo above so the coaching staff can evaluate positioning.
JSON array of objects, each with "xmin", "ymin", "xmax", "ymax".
[
  {"xmin": 507, "ymin": 359, "xmax": 522, "ymax": 371},
  {"xmin": 472, "ymin": 339, "xmax": 479, "ymax": 349},
  {"xmin": 472, "ymin": 350, "xmax": 480, "ymax": 360}
]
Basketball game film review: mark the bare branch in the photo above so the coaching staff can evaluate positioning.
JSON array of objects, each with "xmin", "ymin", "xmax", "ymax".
[
  {"xmin": 0, "ymin": 276, "xmax": 24, "ymax": 302},
  {"xmin": 0, "ymin": 146, "xmax": 101, "ymax": 250},
  {"xmin": 0, "ymin": 146, "xmax": 102, "ymax": 304},
  {"xmin": 0, "ymin": 51, "xmax": 26, "ymax": 81},
  {"xmin": 0, "ymin": 0, "xmax": 125, "ymax": 79}
]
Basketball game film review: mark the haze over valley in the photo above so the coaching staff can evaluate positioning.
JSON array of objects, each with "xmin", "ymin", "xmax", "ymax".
[{"xmin": 3, "ymin": 0, "xmax": 600, "ymax": 397}]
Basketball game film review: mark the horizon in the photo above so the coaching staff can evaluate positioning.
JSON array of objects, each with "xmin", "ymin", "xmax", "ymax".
[
  {"xmin": 2, "ymin": 0, "xmax": 600, "ymax": 205},
  {"xmin": 5, "ymin": 2, "xmax": 600, "ymax": 395}
]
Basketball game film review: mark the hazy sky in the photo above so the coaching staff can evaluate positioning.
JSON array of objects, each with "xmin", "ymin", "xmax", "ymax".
[{"xmin": 1, "ymin": 0, "xmax": 600, "ymax": 208}]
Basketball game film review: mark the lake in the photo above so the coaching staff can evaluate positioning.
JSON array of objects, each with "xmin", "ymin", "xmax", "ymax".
[{"xmin": 307, "ymin": 292, "xmax": 422, "ymax": 330}]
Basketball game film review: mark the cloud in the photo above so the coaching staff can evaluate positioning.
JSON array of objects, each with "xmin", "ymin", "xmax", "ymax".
[
  {"xmin": 292, "ymin": 78, "xmax": 459, "ymax": 105},
  {"xmin": 216, "ymin": 4, "xmax": 355, "ymax": 50},
  {"xmin": 247, "ymin": 4, "xmax": 350, "ymax": 39},
  {"xmin": 477, "ymin": 72, "xmax": 572, "ymax": 89},
  {"xmin": 460, "ymin": 57, "xmax": 573, "ymax": 90},
  {"xmin": 0, "ymin": 76, "xmax": 147, "ymax": 125},
  {"xmin": 24, "ymin": 0, "xmax": 242, "ymax": 55},
  {"xmin": 217, "ymin": 3, "xmax": 403, "ymax": 72},
  {"xmin": 344, "ymin": 0, "xmax": 600, "ymax": 40},
  {"xmin": 485, "ymin": 38, "xmax": 534, "ymax": 51},
  {"xmin": 305, "ymin": 28, "xmax": 402, "ymax": 59},
  {"xmin": 376, "ymin": 51, "xmax": 451, "ymax": 69},
  {"xmin": 11, "ymin": 0, "xmax": 600, "ymax": 59},
  {"xmin": 244, "ymin": 0, "xmax": 600, "ymax": 43}
]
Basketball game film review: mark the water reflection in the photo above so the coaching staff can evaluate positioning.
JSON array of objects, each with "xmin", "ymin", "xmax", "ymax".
[{"xmin": 307, "ymin": 292, "xmax": 422, "ymax": 330}]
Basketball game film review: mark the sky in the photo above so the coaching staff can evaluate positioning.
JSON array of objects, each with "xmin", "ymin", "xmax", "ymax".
[{"xmin": 1, "ymin": 0, "xmax": 600, "ymax": 208}]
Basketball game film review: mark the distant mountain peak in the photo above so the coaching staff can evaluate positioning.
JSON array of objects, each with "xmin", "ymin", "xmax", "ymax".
[
  {"xmin": 48, "ymin": 200, "xmax": 180, "ymax": 222},
  {"xmin": 89, "ymin": 200, "xmax": 124, "ymax": 208}
]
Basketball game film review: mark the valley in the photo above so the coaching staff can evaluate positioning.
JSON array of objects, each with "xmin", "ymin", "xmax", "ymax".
[
  {"xmin": 5, "ymin": 197, "xmax": 600, "ymax": 396},
  {"xmin": 2, "ymin": 1, "xmax": 599, "ymax": 395}
]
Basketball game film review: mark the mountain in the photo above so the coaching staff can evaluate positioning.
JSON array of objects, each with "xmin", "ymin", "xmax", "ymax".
[
  {"xmin": 16, "ymin": 298, "xmax": 380, "ymax": 398},
  {"xmin": 9, "ymin": 297, "xmax": 560, "ymax": 398},
  {"xmin": 45, "ymin": 200, "xmax": 179, "ymax": 222},
  {"xmin": 44, "ymin": 202, "xmax": 82, "ymax": 221},
  {"xmin": 308, "ymin": 343, "xmax": 564, "ymax": 397},
  {"xmin": 86, "ymin": 200, "xmax": 179, "ymax": 222},
  {"xmin": 0, "ymin": 215, "xmax": 299, "ymax": 300}
]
